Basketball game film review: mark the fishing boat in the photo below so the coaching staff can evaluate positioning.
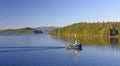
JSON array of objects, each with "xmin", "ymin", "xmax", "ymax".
[
  {"xmin": 65, "ymin": 40, "xmax": 82, "ymax": 49},
  {"xmin": 65, "ymin": 34, "xmax": 82, "ymax": 50}
]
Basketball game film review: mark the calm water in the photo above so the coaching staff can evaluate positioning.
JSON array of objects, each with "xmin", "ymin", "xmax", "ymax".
[{"xmin": 0, "ymin": 34, "xmax": 120, "ymax": 66}]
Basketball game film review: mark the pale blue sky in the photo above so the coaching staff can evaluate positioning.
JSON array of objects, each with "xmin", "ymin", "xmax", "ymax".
[{"xmin": 0, "ymin": 0, "xmax": 120, "ymax": 29}]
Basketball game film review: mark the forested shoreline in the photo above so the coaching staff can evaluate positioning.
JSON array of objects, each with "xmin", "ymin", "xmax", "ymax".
[{"xmin": 50, "ymin": 22, "xmax": 120, "ymax": 38}]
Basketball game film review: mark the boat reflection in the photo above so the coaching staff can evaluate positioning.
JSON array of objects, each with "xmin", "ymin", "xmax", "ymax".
[
  {"xmin": 66, "ymin": 44, "xmax": 83, "ymax": 56},
  {"xmin": 73, "ymin": 49, "xmax": 81, "ymax": 56}
]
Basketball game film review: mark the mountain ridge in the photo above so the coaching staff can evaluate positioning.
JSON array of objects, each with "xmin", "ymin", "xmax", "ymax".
[{"xmin": 0, "ymin": 26, "xmax": 56, "ymax": 34}]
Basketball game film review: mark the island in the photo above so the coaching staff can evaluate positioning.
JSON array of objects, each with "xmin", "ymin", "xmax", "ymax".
[{"xmin": 0, "ymin": 27, "xmax": 43, "ymax": 34}]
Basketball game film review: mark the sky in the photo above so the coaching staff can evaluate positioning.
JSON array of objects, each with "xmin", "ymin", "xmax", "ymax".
[{"xmin": 0, "ymin": 0, "xmax": 120, "ymax": 29}]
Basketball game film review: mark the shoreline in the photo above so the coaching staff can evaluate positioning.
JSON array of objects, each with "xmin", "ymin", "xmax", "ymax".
[{"xmin": 50, "ymin": 34, "xmax": 120, "ymax": 39}]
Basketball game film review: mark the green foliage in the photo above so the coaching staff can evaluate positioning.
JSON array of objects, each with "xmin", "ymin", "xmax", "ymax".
[
  {"xmin": 110, "ymin": 28, "xmax": 118, "ymax": 36},
  {"xmin": 50, "ymin": 22, "xmax": 120, "ymax": 36}
]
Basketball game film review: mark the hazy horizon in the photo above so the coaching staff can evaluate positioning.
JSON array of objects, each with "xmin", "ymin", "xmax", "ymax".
[{"xmin": 0, "ymin": 0, "xmax": 120, "ymax": 29}]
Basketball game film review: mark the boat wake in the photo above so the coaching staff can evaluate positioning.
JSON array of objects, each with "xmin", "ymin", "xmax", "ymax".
[{"xmin": 0, "ymin": 46, "xmax": 64, "ymax": 53}]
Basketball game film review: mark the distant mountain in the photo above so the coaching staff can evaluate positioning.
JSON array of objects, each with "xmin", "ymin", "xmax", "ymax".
[
  {"xmin": 34, "ymin": 26, "xmax": 57, "ymax": 34},
  {"xmin": 0, "ymin": 26, "xmax": 56, "ymax": 34},
  {"xmin": 0, "ymin": 27, "xmax": 43, "ymax": 34}
]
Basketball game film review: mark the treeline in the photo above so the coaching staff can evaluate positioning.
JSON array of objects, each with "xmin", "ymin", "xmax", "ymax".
[{"xmin": 50, "ymin": 22, "xmax": 120, "ymax": 37}]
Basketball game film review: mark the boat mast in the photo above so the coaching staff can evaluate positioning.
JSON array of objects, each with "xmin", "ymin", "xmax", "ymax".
[{"xmin": 75, "ymin": 34, "xmax": 77, "ymax": 44}]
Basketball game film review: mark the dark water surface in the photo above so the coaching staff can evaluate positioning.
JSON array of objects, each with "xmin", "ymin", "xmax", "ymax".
[{"xmin": 0, "ymin": 34, "xmax": 120, "ymax": 66}]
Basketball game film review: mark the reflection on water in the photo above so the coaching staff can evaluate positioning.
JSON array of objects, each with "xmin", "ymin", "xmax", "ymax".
[
  {"xmin": 66, "ymin": 48, "xmax": 82, "ymax": 57},
  {"xmin": 65, "ymin": 44, "xmax": 83, "ymax": 58},
  {"xmin": 110, "ymin": 38, "xmax": 119, "ymax": 50},
  {"xmin": 60, "ymin": 35, "xmax": 119, "ymax": 45},
  {"xmin": 1, "ymin": 34, "xmax": 120, "ymax": 66},
  {"xmin": 58, "ymin": 35, "xmax": 120, "ymax": 51},
  {"xmin": 110, "ymin": 38, "xmax": 119, "ymax": 44}
]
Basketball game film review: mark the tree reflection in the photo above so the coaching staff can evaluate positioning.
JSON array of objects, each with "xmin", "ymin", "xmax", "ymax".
[
  {"xmin": 110, "ymin": 38, "xmax": 119, "ymax": 50},
  {"xmin": 110, "ymin": 38, "xmax": 119, "ymax": 44},
  {"xmin": 57, "ymin": 35, "xmax": 120, "ymax": 50}
]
